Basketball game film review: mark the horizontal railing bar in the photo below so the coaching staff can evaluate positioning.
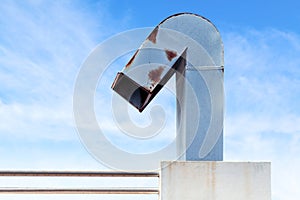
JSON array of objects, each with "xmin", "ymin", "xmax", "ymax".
[
  {"xmin": 0, "ymin": 188, "xmax": 159, "ymax": 194},
  {"xmin": 0, "ymin": 171, "xmax": 159, "ymax": 177}
]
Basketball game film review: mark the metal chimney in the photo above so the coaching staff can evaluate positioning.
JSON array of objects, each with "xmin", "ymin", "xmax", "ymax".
[{"xmin": 112, "ymin": 13, "xmax": 224, "ymax": 161}]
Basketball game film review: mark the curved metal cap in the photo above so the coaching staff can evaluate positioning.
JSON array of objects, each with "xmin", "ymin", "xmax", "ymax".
[{"xmin": 112, "ymin": 13, "xmax": 224, "ymax": 112}]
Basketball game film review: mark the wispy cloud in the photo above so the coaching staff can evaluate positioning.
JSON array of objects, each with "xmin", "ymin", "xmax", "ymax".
[
  {"xmin": 0, "ymin": 1, "xmax": 108, "ymax": 141},
  {"xmin": 0, "ymin": 0, "xmax": 96, "ymax": 102},
  {"xmin": 223, "ymin": 28, "xmax": 300, "ymax": 200}
]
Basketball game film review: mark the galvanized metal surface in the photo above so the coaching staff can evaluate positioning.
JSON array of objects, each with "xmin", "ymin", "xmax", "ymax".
[
  {"xmin": 116, "ymin": 12, "xmax": 224, "ymax": 93},
  {"xmin": 112, "ymin": 48, "xmax": 186, "ymax": 112},
  {"xmin": 111, "ymin": 13, "xmax": 224, "ymax": 161},
  {"xmin": 163, "ymin": 13, "xmax": 224, "ymax": 161}
]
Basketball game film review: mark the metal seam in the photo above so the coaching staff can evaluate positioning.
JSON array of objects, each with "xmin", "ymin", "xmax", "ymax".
[{"xmin": 186, "ymin": 66, "xmax": 224, "ymax": 71}]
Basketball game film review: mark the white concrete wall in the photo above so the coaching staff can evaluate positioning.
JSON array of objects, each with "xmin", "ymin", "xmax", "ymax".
[{"xmin": 160, "ymin": 161, "xmax": 271, "ymax": 200}]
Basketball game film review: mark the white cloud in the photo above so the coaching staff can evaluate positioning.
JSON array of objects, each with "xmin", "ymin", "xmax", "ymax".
[
  {"xmin": 0, "ymin": 99, "xmax": 75, "ymax": 141},
  {"xmin": 0, "ymin": 1, "xmax": 109, "ymax": 141},
  {"xmin": 0, "ymin": 0, "xmax": 122, "ymax": 174},
  {"xmin": 0, "ymin": 1, "xmax": 96, "ymax": 101},
  {"xmin": 223, "ymin": 28, "xmax": 300, "ymax": 200}
]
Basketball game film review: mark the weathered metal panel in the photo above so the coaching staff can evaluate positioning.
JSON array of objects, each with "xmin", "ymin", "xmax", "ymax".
[
  {"xmin": 112, "ymin": 48, "xmax": 186, "ymax": 112},
  {"xmin": 159, "ymin": 13, "xmax": 224, "ymax": 161},
  {"xmin": 112, "ymin": 13, "xmax": 224, "ymax": 160}
]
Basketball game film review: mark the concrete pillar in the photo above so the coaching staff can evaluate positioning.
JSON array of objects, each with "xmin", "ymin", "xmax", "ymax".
[{"xmin": 160, "ymin": 161, "xmax": 271, "ymax": 200}]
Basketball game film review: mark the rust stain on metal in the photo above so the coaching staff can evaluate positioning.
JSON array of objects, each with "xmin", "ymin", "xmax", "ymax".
[
  {"xmin": 205, "ymin": 162, "xmax": 217, "ymax": 198},
  {"xmin": 125, "ymin": 50, "xmax": 139, "ymax": 68},
  {"xmin": 165, "ymin": 49, "xmax": 177, "ymax": 61},
  {"xmin": 147, "ymin": 26, "xmax": 159, "ymax": 44},
  {"xmin": 211, "ymin": 162, "xmax": 216, "ymax": 199},
  {"xmin": 148, "ymin": 66, "xmax": 165, "ymax": 87}
]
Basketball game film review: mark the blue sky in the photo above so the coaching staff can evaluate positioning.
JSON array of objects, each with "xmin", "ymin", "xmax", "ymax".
[{"xmin": 0, "ymin": 0, "xmax": 300, "ymax": 199}]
